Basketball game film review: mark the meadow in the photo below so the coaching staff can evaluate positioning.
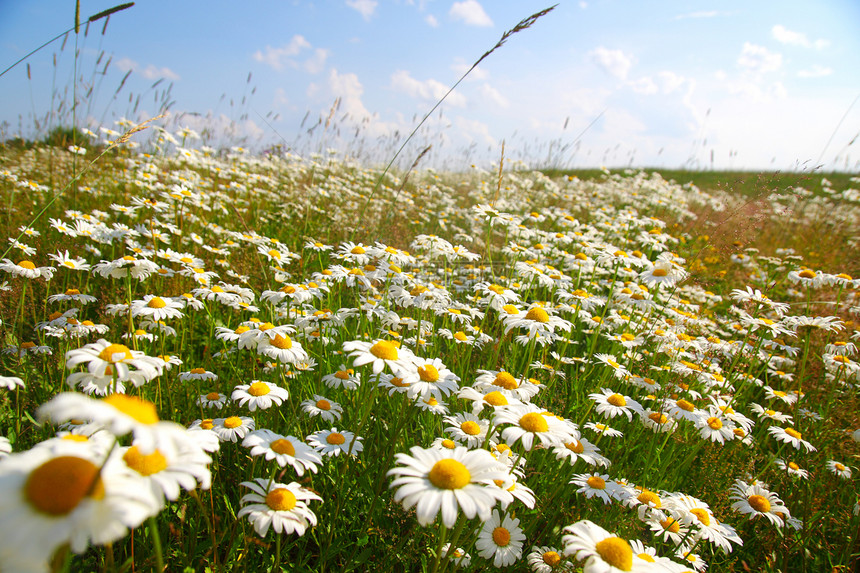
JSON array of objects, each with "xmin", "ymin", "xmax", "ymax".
[{"xmin": 0, "ymin": 122, "xmax": 857, "ymax": 573}]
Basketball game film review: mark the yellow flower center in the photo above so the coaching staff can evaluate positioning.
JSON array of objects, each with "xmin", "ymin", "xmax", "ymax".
[
  {"xmin": 648, "ymin": 412, "xmax": 668, "ymax": 424},
  {"xmin": 18, "ymin": 260, "xmax": 36, "ymax": 269},
  {"xmin": 460, "ymin": 421, "xmax": 481, "ymax": 435},
  {"xmin": 785, "ymin": 428, "xmax": 802, "ymax": 440},
  {"xmin": 607, "ymin": 393, "xmax": 627, "ymax": 407},
  {"xmin": 835, "ymin": 463, "xmax": 846, "ymax": 471},
  {"xmin": 502, "ymin": 304, "xmax": 519, "ymax": 315},
  {"xmin": 123, "ymin": 446, "xmax": 168, "ymax": 476},
  {"xmin": 147, "ymin": 297, "xmax": 167, "ymax": 309},
  {"xmin": 595, "ymin": 537, "xmax": 633, "ymax": 571},
  {"xmin": 493, "ymin": 372, "xmax": 519, "ymax": 390},
  {"xmin": 98, "ymin": 343, "xmax": 133, "ymax": 363},
  {"xmin": 519, "ymin": 412, "xmax": 549, "ymax": 433},
  {"xmin": 492, "ymin": 527, "xmax": 511, "ymax": 547},
  {"xmin": 334, "ymin": 370, "xmax": 351, "ymax": 380},
  {"xmin": 690, "ymin": 508, "xmax": 711, "ymax": 526},
  {"xmin": 441, "ymin": 439, "xmax": 456, "ymax": 449},
  {"xmin": 638, "ymin": 553, "xmax": 656, "ymax": 562},
  {"xmin": 798, "ymin": 269, "xmax": 816, "ymax": 279},
  {"xmin": 223, "ymin": 416, "xmax": 243, "ymax": 429},
  {"xmin": 418, "ymin": 365, "xmax": 440, "ymax": 382},
  {"xmin": 587, "ymin": 476, "xmax": 606, "ymax": 489},
  {"xmin": 483, "ymin": 391, "xmax": 509, "ymax": 407},
  {"xmin": 190, "ymin": 368, "xmax": 206, "ymax": 375},
  {"xmin": 270, "ymin": 439, "xmax": 296, "ymax": 456},
  {"xmin": 454, "ymin": 331, "xmax": 468, "ymax": 341},
  {"xmin": 652, "ymin": 268, "xmax": 668, "ymax": 277},
  {"xmin": 748, "ymin": 494, "xmax": 771, "ymax": 513},
  {"xmin": 637, "ymin": 490, "xmax": 661, "ymax": 508},
  {"xmin": 676, "ymin": 399, "xmax": 695, "ymax": 412},
  {"xmin": 265, "ymin": 488, "xmax": 297, "ymax": 511},
  {"xmin": 661, "ymin": 518, "xmax": 680, "ymax": 533},
  {"xmin": 200, "ymin": 419, "xmax": 214, "ymax": 430},
  {"xmin": 326, "ymin": 432, "xmax": 346, "ymax": 445},
  {"xmin": 24, "ymin": 456, "xmax": 105, "ymax": 516},
  {"xmin": 542, "ymin": 551, "xmax": 561, "ymax": 566},
  {"xmin": 248, "ymin": 382, "xmax": 271, "ymax": 396},
  {"xmin": 271, "ymin": 334, "xmax": 293, "ymax": 350},
  {"xmin": 206, "ymin": 392, "xmax": 221, "ymax": 400},
  {"xmin": 707, "ymin": 417, "xmax": 723, "ymax": 430},
  {"xmin": 428, "ymin": 459, "xmax": 471, "ymax": 489},
  {"xmin": 788, "ymin": 462, "xmax": 800, "ymax": 470},
  {"xmin": 370, "ymin": 340, "xmax": 398, "ymax": 360},
  {"xmin": 316, "ymin": 399, "xmax": 331, "ymax": 411},
  {"xmin": 525, "ymin": 307, "xmax": 550, "ymax": 323},
  {"xmin": 350, "ymin": 246, "xmax": 365, "ymax": 255},
  {"xmin": 104, "ymin": 394, "xmax": 159, "ymax": 424},
  {"xmin": 566, "ymin": 440, "xmax": 585, "ymax": 454}
]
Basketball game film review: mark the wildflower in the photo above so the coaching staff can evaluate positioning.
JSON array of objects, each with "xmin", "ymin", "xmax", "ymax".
[
  {"xmin": 130, "ymin": 295, "xmax": 185, "ymax": 321},
  {"xmin": 590, "ymin": 389, "xmax": 644, "ymax": 422},
  {"xmin": 118, "ymin": 439, "xmax": 212, "ymax": 508},
  {"xmin": 231, "ymin": 381, "xmax": 289, "ymax": 411},
  {"xmin": 49, "ymin": 251, "xmax": 92, "ymax": 272},
  {"xmin": 584, "ymin": 422, "xmax": 624, "ymax": 438},
  {"xmin": 398, "ymin": 356, "xmax": 460, "ymax": 400},
  {"xmin": 307, "ymin": 427, "xmax": 363, "ymax": 457},
  {"xmin": 562, "ymin": 520, "xmax": 637, "ymax": 573},
  {"xmin": 694, "ymin": 412, "xmax": 737, "ymax": 444},
  {"xmin": 242, "ymin": 429, "xmax": 322, "ymax": 475},
  {"xmin": 441, "ymin": 544, "xmax": 472, "ymax": 568},
  {"xmin": 767, "ymin": 425, "xmax": 816, "ymax": 452},
  {"xmin": 65, "ymin": 339, "xmax": 163, "ymax": 385},
  {"xmin": 443, "ymin": 412, "xmax": 490, "ymax": 448},
  {"xmin": 593, "ymin": 354, "xmax": 631, "ymax": 379},
  {"xmin": 729, "ymin": 480, "xmax": 789, "ymax": 527},
  {"xmin": 300, "ymin": 395, "xmax": 343, "ymax": 422},
  {"xmin": 476, "ymin": 509, "xmax": 525, "ymax": 568},
  {"xmin": 570, "ymin": 473, "xmax": 620, "ymax": 505},
  {"xmin": 494, "ymin": 404, "xmax": 574, "ymax": 451},
  {"xmin": 343, "ymin": 339, "xmax": 414, "ymax": 375},
  {"xmin": 322, "ymin": 366, "xmax": 361, "ymax": 390},
  {"xmin": 238, "ymin": 478, "xmax": 322, "ymax": 537},
  {"xmin": 774, "ymin": 459, "xmax": 809, "ymax": 479},
  {"xmin": 387, "ymin": 445, "xmax": 510, "ymax": 527},
  {"xmin": 0, "ymin": 259, "xmax": 55, "ymax": 280},
  {"xmin": 179, "ymin": 368, "xmax": 218, "ymax": 382},
  {"xmin": 527, "ymin": 546, "xmax": 572, "ymax": 572},
  {"xmin": 211, "ymin": 416, "xmax": 255, "ymax": 442},
  {"xmin": 552, "ymin": 438, "xmax": 610, "ymax": 468},
  {"xmin": 196, "ymin": 392, "xmax": 228, "ymax": 409},
  {"xmin": 827, "ymin": 460, "xmax": 852, "ymax": 479},
  {"xmin": 47, "ymin": 288, "xmax": 98, "ymax": 305},
  {"xmin": 0, "ymin": 376, "xmax": 25, "ymax": 390}
]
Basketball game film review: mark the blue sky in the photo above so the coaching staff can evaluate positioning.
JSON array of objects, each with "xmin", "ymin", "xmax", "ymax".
[{"xmin": 1, "ymin": 0, "xmax": 859, "ymax": 171}]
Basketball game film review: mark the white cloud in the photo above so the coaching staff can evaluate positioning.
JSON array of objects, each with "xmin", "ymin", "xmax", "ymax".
[
  {"xmin": 657, "ymin": 71, "xmax": 685, "ymax": 93},
  {"xmin": 478, "ymin": 83, "xmax": 509, "ymax": 108},
  {"xmin": 451, "ymin": 59, "xmax": 489, "ymax": 81},
  {"xmin": 772, "ymin": 25, "xmax": 830, "ymax": 50},
  {"xmin": 798, "ymin": 65, "xmax": 833, "ymax": 78},
  {"xmin": 628, "ymin": 77, "xmax": 658, "ymax": 95},
  {"xmin": 588, "ymin": 47, "xmax": 632, "ymax": 80},
  {"xmin": 116, "ymin": 57, "xmax": 180, "ymax": 81},
  {"xmin": 346, "ymin": 0, "xmax": 378, "ymax": 21},
  {"xmin": 737, "ymin": 43, "xmax": 782, "ymax": 74},
  {"xmin": 253, "ymin": 36, "xmax": 328, "ymax": 74},
  {"xmin": 390, "ymin": 70, "xmax": 467, "ymax": 107},
  {"xmin": 425, "ymin": 14, "xmax": 438, "ymax": 27},
  {"xmin": 449, "ymin": 1, "xmax": 493, "ymax": 27},
  {"xmin": 579, "ymin": 2, "xmax": 588, "ymax": 9},
  {"xmin": 453, "ymin": 116, "xmax": 496, "ymax": 146}
]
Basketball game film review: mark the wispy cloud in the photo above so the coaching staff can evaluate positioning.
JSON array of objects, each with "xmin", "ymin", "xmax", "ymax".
[
  {"xmin": 772, "ymin": 25, "xmax": 829, "ymax": 50},
  {"xmin": 737, "ymin": 42, "xmax": 782, "ymax": 74},
  {"xmin": 673, "ymin": 10, "xmax": 721, "ymax": 20},
  {"xmin": 449, "ymin": 0, "xmax": 493, "ymax": 27},
  {"xmin": 253, "ymin": 36, "xmax": 328, "ymax": 74},
  {"xmin": 390, "ymin": 70, "xmax": 467, "ymax": 107},
  {"xmin": 116, "ymin": 58, "xmax": 180, "ymax": 81},
  {"xmin": 425, "ymin": 14, "xmax": 438, "ymax": 27},
  {"xmin": 346, "ymin": 0, "xmax": 378, "ymax": 21},
  {"xmin": 588, "ymin": 47, "xmax": 632, "ymax": 80}
]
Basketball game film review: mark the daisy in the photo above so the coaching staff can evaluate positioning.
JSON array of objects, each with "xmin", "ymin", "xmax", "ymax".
[
  {"xmin": 416, "ymin": 396, "xmax": 449, "ymax": 415},
  {"xmin": 774, "ymin": 458, "xmax": 810, "ymax": 479},
  {"xmin": 300, "ymin": 395, "xmax": 343, "ymax": 422},
  {"xmin": 827, "ymin": 460, "xmax": 852, "ymax": 479},
  {"xmin": 211, "ymin": 416, "xmax": 255, "ymax": 443},
  {"xmin": 729, "ymin": 480, "xmax": 789, "ymax": 526},
  {"xmin": 0, "ymin": 376, "xmax": 25, "ymax": 390},
  {"xmin": 179, "ymin": 368, "xmax": 218, "ymax": 382},
  {"xmin": 494, "ymin": 404, "xmax": 574, "ymax": 451},
  {"xmin": 641, "ymin": 410, "xmax": 678, "ymax": 434},
  {"xmin": 231, "ymin": 380, "xmax": 289, "ymax": 411},
  {"xmin": 343, "ymin": 339, "xmax": 414, "ymax": 375},
  {"xmin": 665, "ymin": 494, "xmax": 742, "ymax": 553},
  {"xmin": 443, "ymin": 412, "xmax": 490, "ymax": 448},
  {"xmin": 49, "ymin": 251, "xmax": 92, "ymax": 272},
  {"xmin": 527, "ymin": 546, "xmax": 573, "ymax": 572},
  {"xmin": 767, "ymin": 426, "xmax": 816, "ymax": 452},
  {"xmin": 130, "ymin": 295, "xmax": 185, "ymax": 321},
  {"xmin": 0, "ymin": 440, "xmax": 159, "ymax": 557},
  {"xmin": 552, "ymin": 438, "xmax": 610, "ymax": 468},
  {"xmin": 387, "ymin": 445, "xmax": 510, "ymax": 528},
  {"xmin": 473, "ymin": 369, "xmax": 542, "ymax": 401},
  {"xmin": 256, "ymin": 333, "xmax": 309, "ymax": 365},
  {"xmin": 570, "ymin": 473, "xmax": 620, "ymax": 505},
  {"xmin": 593, "ymin": 354, "xmax": 631, "ymax": 379},
  {"xmin": 237, "ymin": 478, "xmax": 322, "ymax": 537},
  {"xmin": 562, "ymin": 520, "xmax": 638, "ymax": 573},
  {"xmin": 442, "ymin": 544, "xmax": 472, "ymax": 568},
  {"xmin": 48, "ymin": 288, "xmax": 98, "ymax": 305},
  {"xmin": 242, "ymin": 429, "xmax": 322, "ymax": 475},
  {"xmin": 584, "ymin": 421, "xmax": 624, "ymax": 438},
  {"xmin": 398, "ymin": 356, "xmax": 460, "ymax": 400},
  {"xmin": 307, "ymin": 427, "xmax": 363, "ymax": 457},
  {"xmin": 322, "ymin": 366, "xmax": 361, "ymax": 390},
  {"xmin": 476, "ymin": 509, "xmax": 525, "ymax": 568},
  {"xmin": 117, "ymin": 439, "xmax": 212, "ymax": 508},
  {"xmin": 590, "ymin": 389, "xmax": 643, "ymax": 422},
  {"xmin": 197, "ymin": 392, "xmax": 228, "ymax": 409},
  {"xmin": 65, "ymin": 339, "xmax": 163, "ymax": 385},
  {"xmin": 694, "ymin": 413, "xmax": 737, "ymax": 444},
  {"xmin": 503, "ymin": 305, "xmax": 572, "ymax": 338},
  {"xmin": 0, "ymin": 259, "xmax": 55, "ymax": 280}
]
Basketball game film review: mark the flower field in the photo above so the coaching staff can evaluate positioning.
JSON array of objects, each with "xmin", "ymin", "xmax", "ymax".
[{"xmin": 0, "ymin": 129, "xmax": 858, "ymax": 572}]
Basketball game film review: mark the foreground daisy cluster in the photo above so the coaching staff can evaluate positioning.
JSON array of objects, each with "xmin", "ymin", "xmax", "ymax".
[{"xmin": 0, "ymin": 133, "xmax": 858, "ymax": 571}]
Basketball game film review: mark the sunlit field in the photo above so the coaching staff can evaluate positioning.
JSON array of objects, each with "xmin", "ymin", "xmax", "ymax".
[{"xmin": 0, "ymin": 123, "xmax": 857, "ymax": 573}]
